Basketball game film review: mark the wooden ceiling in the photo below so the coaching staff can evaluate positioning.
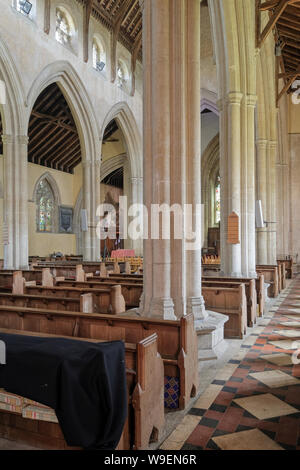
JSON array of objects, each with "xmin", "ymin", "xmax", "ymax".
[
  {"xmin": 28, "ymin": 83, "xmax": 81, "ymax": 173},
  {"xmin": 78, "ymin": 0, "xmax": 142, "ymax": 56},
  {"xmin": 257, "ymin": 0, "xmax": 300, "ymax": 100}
]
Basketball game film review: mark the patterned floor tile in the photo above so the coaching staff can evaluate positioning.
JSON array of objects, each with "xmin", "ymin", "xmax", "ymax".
[
  {"xmin": 212, "ymin": 429, "xmax": 284, "ymax": 450},
  {"xmin": 249, "ymin": 370, "xmax": 300, "ymax": 388}
]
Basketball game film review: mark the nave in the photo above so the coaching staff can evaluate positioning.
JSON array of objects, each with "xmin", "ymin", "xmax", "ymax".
[{"xmin": 160, "ymin": 276, "xmax": 300, "ymax": 451}]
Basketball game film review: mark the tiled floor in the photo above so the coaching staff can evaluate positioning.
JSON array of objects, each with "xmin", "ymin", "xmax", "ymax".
[{"xmin": 161, "ymin": 276, "xmax": 300, "ymax": 451}]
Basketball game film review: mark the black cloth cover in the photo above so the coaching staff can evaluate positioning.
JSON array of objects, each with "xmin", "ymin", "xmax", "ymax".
[{"xmin": 0, "ymin": 333, "xmax": 127, "ymax": 450}]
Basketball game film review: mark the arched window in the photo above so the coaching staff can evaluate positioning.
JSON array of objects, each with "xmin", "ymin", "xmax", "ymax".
[
  {"xmin": 36, "ymin": 179, "xmax": 55, "ymax": 232},
  {"xmin": 116, "ymin": 60, "xmax": 128, "ymax": 88},
  {"xmin": 215, "ymin": 174, "xmax": 221, "ymax": 225},
  {"xmin": 55, "ymin": 8, "xmax": 73, "ymax": 46},
  {"xmin": 92, "ymin": 38, "xmax": 106, "ymax": 72}
]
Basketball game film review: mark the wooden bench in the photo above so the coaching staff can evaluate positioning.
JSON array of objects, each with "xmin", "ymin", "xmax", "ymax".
[
  {"xmin": 9, "ymin": 271, "xmax": 126, "ymax": 315},
  {"xmin": 0, "ymin": 327, "xmax": 164, "ymax": 450},
  {"xmin": 278, "ymin": 258, "xmax": 293, "ymax": 280},
  {"xmin": 202, "ymin": 279, "xmax": 257, "ymax": 327},
  {"xmin": 56, "ymin": 279, "xmax": 143, "ymax": 309},
  {"xmin": 256, "ymin": 265, "xmax": 279, "ymax": 298},
  {"xmin": 0, "ymin": 306, "xmax": 198, "ymax": 411},
  {"xmin": 203, "ymin": 274, "xmax": 265, "ymax": 318},
  {"xmin": 277, "ymin": 261, "xmax": 287, "ymax": 290},
  {"xmin": 202, "ymin": 285, "xmax": 247, "ymax": 339}
]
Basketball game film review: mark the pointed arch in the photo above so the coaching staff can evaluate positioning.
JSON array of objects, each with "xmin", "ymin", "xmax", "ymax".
[
  {"xmin": 26, "ymin": 61, "xmax": 100, "ymax": 164},
  {"xmin": 100, "ymin": 102, "xmax": 142, "ymax": 180},
  {"xmin": 32, "ymin": 172, "xmax": 61, "ymax": 233}
]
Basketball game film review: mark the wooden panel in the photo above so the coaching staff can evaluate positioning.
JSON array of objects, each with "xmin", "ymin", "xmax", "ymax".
[{"xmin": 227, "ymin": 212, "xmax": 240, "ymax": 244}]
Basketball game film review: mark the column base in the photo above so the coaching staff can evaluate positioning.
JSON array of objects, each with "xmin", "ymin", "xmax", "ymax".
[
  {"xmin": 149, "ymin": 298, "xmax": 177, "ymax": 320},
  {"xmin": 195, "ymin": 310, "xmax": 229, "ymax": 363},
  {"xmin": 187, "ymin": 296, "xmax": 207, "ymax": 321}
]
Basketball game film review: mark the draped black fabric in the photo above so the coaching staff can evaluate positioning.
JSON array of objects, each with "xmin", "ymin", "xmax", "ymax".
[{"xmin": 0, "ymin": 333, "xmax": 127, "ymax": 450}]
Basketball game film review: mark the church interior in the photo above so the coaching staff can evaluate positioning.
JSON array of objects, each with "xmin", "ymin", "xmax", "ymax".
[{"xmin": 0, "ymin": 0, "xmax": 299, "ymax": 452}]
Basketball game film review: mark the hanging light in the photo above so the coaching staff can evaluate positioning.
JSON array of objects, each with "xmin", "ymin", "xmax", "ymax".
[{"xmin": 19, "ymin": 1, "xmax": 32, "ymax": 15}]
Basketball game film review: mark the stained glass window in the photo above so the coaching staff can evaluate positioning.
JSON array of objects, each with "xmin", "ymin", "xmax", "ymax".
[
  {"xmin": 37, "ymin": 180, "xmax": 54, "ymax": 232},
  {"xmin": 215, "ymin": 174, "xmax": 221, "ymax": 224}
]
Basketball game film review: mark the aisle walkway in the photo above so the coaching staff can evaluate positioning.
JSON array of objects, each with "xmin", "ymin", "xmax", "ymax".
[{"xmin": 161, "ymin": 277, "xmax": 300, "ymax": 451}]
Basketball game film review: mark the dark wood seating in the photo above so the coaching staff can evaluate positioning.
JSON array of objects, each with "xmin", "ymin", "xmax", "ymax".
[
  {"xmin": 203, "ymin": 274, "xmax": 264, "ymax": 317},
  {"xmin": 202, "ymin": 279, "xmax": 257, "ymax": 327},
  {"xmin": 0, "ymin": 306, "xmax": 198, "ymax": 411},
  {"xmin": 277, "ymin": 258, "xmax": 293, "ymax": 280},
  {"xmin": 256, "ymin": 265, "xmax": 279, "ymax": 298},
  {"xmin": 0, "ymin": 327, "xmax": 164, "ymax": 450},
  {"xmin": 202, "ymin": 285, "xmax": 247, "ymax": 339},
  {"xmin": 56, "ymin": 279, "xmax": 143, "ymax": 308}
]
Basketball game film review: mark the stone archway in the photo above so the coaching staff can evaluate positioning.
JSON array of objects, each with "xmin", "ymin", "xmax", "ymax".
[{"xmin": 26, "ymin": 61, "xmax": 101, "ymax": 261}]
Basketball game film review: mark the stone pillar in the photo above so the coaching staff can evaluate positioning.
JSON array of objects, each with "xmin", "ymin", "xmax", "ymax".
[
  {"xmin": 2, "ymin": 134, "xmax": 29, "ymax": 269},
  {"xmin": 256, "ymin": 139, "xmax": 268, "ymax": 265},
  {"xmin": 140, "ymin": 0, "xmax": 175, "ymax": 320},
  {"xmin": 130, "ymin": 176, "xmax": 143, "ymax": 257},
  {"xmin": 220, "ymin": 92, "xmax": 243, "ymax": 277},
  {"xmin": 267, "ymin": 141, "xmax": 278, "ymax": 265},
  {"xmin": 82, "ymin": 159, "xmax": 101, "ymax": 261},
  {"xmin": 18, "ymin": 135, "xmax": 29, "ymax": 269},
  {"xmin": 2, "ymin": 135, "xmax": 14, "ymax": 269},
  {"xmin": 139, "ymin": 0, "xmax": 228, "ymax": 361},
  {"xmin": 244, "ymin": 95, "xmax": 257, "ymax": 277}
]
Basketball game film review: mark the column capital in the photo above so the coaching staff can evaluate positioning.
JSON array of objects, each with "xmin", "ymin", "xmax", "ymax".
[
  {"xmin": 227, "ymin": 92, "xmax": 243, "ymax": 105},
  {"xmin": 246, "ymin": 94, "xmax": 258, "ymax": 108},
  {"xmin": 17, "ymin": 135, "xmax": 29, "ymax": 145},
  {"xmin": 1, "ymin": 134, "xmax": 13, "ymax": 144},
  {"xmin": 269, "ymin": 140, "xmax": 278, "ymax": 150},
  {"xmin": 82, "ymin": 160, "xmax": 92, "ymax": 169},
  {"xmin": 256, "ymin": 139, "xmax": 268, "ymax": 149}
]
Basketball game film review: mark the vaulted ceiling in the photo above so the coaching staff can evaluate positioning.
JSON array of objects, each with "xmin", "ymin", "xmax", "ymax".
[
  {"xmin": 28, "ymin": 83, "xmax": 81, "ymax": 173},
  {"xmin": 257, "ymin": 0, "xmax": 300, "ymax": 100},
  {"xmin": 77, "ymin": 0, "xmax": 142, "ymax": 56}
]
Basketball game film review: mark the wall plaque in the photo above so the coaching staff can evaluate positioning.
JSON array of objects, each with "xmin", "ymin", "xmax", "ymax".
[
  {"xmin": 227, "ymin": 211, "xmax": 240, "ymax": 244},
  {"xmin": 59, "ymin": 206, "xmax": 73, "ymax": 233}
]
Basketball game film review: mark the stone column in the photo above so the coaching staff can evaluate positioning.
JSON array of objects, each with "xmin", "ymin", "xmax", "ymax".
[
  {"xmin": 220, "ymin": 92, "xmax": 243, "ymax": 277},
  {"xmin": 2, "ymin": 134, "xmax": 29, "ymax": 270},
  {"xmin": 82, "ymin": 159, "xmax": 101, "ymax": 261},
  {"xmin": 18, "ymin": 135, "xmax": 29, "ymax": 269},
  {"xmin": 140, "ymin": 0, "xmax": 175, "ymax": 320},
  {"xmin": 245, "ymin": 95, "xmax": 257, "ymax": 277},
  {"xmin": 256, "ymin": 139, "xmax": 268, "ymax": 264},
  {"xmin": 130, "ymin": 176, "xmax": 143, "ymax": 257},
  {"xmin": 267, "ymin": 141, "xmax": 278, "ymax": 265},
  {"xmin": 2, "ymin": 135, "xmax": 14, "ymax": 269}
]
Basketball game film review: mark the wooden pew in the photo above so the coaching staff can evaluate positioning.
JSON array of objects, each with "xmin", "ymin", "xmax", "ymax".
[
  {"xmin": 203, "ymin": 274, "xmax": 265, "ymax": 318},
  {"xmin": 0, "ymin": 327, "xmax": 164, "ymax": 451},
  {"xmin": 256, "ymin": 265, "xmax": 279, "ymax": 298},
  {"xmin": 202, "ymin": 285, "xmax": 247, "ymax": 339},
  {"xmin": 277, "ymin": 261, "xmax": 286, "ymax": 290},
  {"xmin": 8, "ymin": 271, "xmax": 126, "ymax": 315},
  {"xmin": 202, "ymin": 279, "xmax": 257, "ymax": 327},
  {"xmin": 0, "ymin": 306, "xmax": 198, "ymax": 411},
  {"xmin": 0, "ymin": 292, "xmax": 94, "ymax": 314},
  {"xmin": 56, "ymin": 279, "xmax": 143, "ymax": 309},
  {"xmin": 277, "ymin": 258, "xmax": 293, "ymax": 280}
]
